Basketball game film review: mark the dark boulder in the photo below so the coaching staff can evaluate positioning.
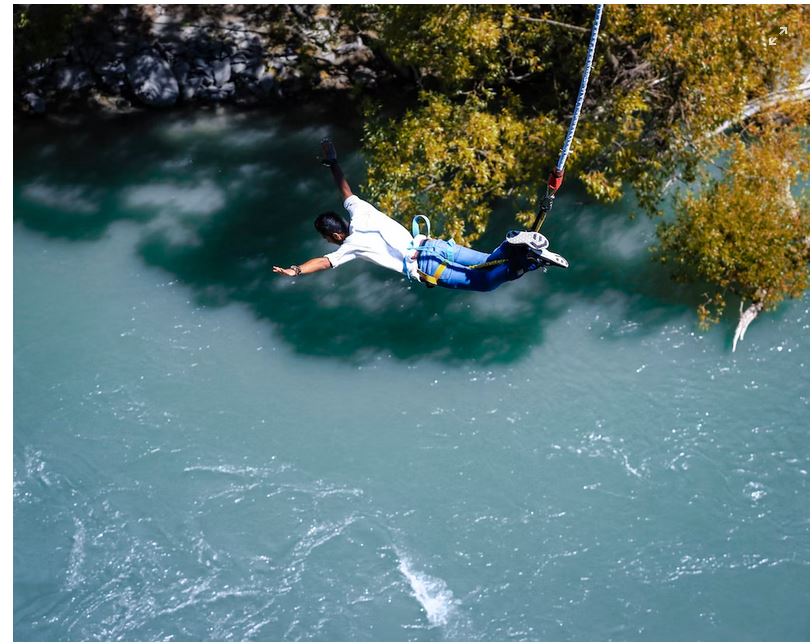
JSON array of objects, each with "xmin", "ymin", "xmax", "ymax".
[{"xmin": 126, "ymin": 50, "xmax": 179, "ymax": 107}]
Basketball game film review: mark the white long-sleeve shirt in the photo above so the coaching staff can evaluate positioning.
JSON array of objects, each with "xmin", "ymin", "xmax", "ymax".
[{"xmin": 324, "ymin": 195, "xmax": 419, "ymax": 279}]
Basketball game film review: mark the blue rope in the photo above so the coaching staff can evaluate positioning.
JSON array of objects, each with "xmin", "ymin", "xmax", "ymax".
[{"xmin": 555, "ymin": 4, "xmax": 604, "ymax": 175}]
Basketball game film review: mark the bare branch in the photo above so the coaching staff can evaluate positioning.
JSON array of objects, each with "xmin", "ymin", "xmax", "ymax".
[
  {"xmin": 732, "ymin": 299, "xmax": 764, "ymax": 352},
  {"xmin": 711, "ymin": 76, "xmax": 810, "ymax": 137},
  {"xmin": 515, "ymin": 14, "xmax": 619, "ymax": 44}
]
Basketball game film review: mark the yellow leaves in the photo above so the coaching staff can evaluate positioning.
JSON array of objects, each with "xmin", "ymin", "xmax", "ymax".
[
  {"xmin": 371, "ymin": 5, "xmax": 508, "ymax": 87},
  {"xmin": 614, "ymin": 90, "xmax": 649, "ymax": 117},
  {"xmin": 355, "ymin": 5, "xmax": 557, "ymax": 90},
  {"xmin": 357, "ymin": 4, "xmax": 808, "ymax": 319},
  {"xmin": 696, "ymin": 293, "xmax": 726, "ymax": 330},
  {"xmin": 632, "ymin": 4, "xmax": 809, "ymax": 126},
  {"xmin": 468, "ymin": 13, "xmax": 502, "ymax": 52},
  {"xmin": 658, "ymin": 114, "xmax": 809, "ymax": 323},
  {"xmin": 606, "ymin": 89, "xmax": 649, "ymax": 140},
  {"xmin": 581, "ymin": 170, "xmax": 623, "ymax": 202},
  {"xmin": 363, "ymin": 92, "xmax": 548, "ymax": 244}
]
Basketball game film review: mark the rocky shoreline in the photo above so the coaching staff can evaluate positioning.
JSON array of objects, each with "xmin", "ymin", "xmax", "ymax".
[{"xmin": 15, "ymin": 5, "xmax": 402, "ymax": 115}]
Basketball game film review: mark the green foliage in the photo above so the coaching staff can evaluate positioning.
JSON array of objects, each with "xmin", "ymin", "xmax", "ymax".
[{"xmin": 349, "ymin": 4, "xmax": 809, "ymax": 324}]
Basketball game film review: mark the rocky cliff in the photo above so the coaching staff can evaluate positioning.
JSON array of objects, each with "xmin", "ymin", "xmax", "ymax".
[{"xmin": 16, "ymin": 5, "xmax": 397, "ymax": 114}]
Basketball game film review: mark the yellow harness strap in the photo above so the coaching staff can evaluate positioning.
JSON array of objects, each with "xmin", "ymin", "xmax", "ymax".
[{"xmin": 417, "ymin": 263, "xmax": 447, "ymax": 287}]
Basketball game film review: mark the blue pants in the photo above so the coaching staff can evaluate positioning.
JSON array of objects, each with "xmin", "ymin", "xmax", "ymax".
[{"xmin": 416, "ymin": 239, "xmax": 539, "ymax": 291}]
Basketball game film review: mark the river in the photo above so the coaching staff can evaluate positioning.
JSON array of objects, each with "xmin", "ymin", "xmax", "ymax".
[{"xmin": 13, "ymin": 107, "xmax": 809, "ymax": 641}]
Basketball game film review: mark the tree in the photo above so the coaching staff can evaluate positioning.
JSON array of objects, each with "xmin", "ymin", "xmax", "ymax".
[
  {"xmin": 344, "ymin": 4, "xmax": 809, "ymax": 342},
  {"xmin": 658, "ymin": 109, "xmax": 809, "ymax": 346}
]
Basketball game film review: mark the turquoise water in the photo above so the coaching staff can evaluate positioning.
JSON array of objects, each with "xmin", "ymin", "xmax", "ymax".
[{"xmin": 13, "ymin": 109, "xmax": 809, "ymax": 641}]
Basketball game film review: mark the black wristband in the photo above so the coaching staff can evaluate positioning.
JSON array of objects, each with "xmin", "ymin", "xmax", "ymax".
[{"xmin": 290, "ymin": 265, "xmax": 302, "ymax": 276}]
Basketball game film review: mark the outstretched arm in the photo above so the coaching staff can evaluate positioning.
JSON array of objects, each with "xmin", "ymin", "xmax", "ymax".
[
  {"xmin": 321, "ymin": 138, "xmax": 352, "ymax": 201},
  {"xmin": 272, "ymin": 256, "xmax": 331, "ymax": 277}
]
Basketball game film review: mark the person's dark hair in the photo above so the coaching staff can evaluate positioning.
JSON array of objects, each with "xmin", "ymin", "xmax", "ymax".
[{"xmin": 314, "ymin": 211, "xmax": 349, "ymax": 237}]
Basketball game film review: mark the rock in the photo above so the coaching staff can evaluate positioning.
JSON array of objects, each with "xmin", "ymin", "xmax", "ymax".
[
  {"xmin": 243, "ymin": 39, "xmax": 265, "ymax": 56},
  {"xmin": 213, "ymin": 59, "xmax": 231, "ymax": 86},
  {"xmin": 199, "ymin": 82, "xmax": 235, "ymax": 102},
  {"xmin": 96, "ymin": 60, "xmax": 127, "ymax": 92},
  {"xmin": 23, "ymin": 92, "xmax": 46, "ymax": 114},
  {"xmin": 102, "ymin": 40, "xmax": 131, "ymax": 61},
  {"xmin": 181, "ymin": 75, "xmax": 205, "ymax": 101},
  {"xmin": 172, "ymin": 60, "xmax": 190, "ymax": 86},
  {"xmin": 290, "ymin": 5, "xmax": 310, "ymax": 21},
  {"xmin": 88, "ymin": 90, "xmax": 132, "ymax": 112},
  {"xmin": 335, "ymin": 39, "xmax": 374, "ymax": 66},
  {"xmin": 96, "ymin": 59, "xmax": 126, "ymax": 77},
  {"xmin": 317, "ymin": 71, "xmax": 351, "ymax": 91},
  {"xmin": 336, "ymin": 38, "xmax": 364, "ymax": 56},
  {"xmin": 191, "ymin": 57, "xmax": 213, "ymax": 81},
  {"xmin": 219, "ymin": 81, "xmax": 236, "ymax": 95},
  {"xmin": 26, "ymin": 59, "xmax": 54, "ymax": 75},
  {"xmin": 14, "ymin": 5, "xmax": 389, "ymax": 114},
  {"xmin": 54, "ymin": 65, "xmax": 95, "ymax": 92},
  {"xmin": 314, "ymin": 50, "xmax": 338, "ymax": 66},
  {"xmin": 126, "ymin": 50, "xmax": 179, "ymax": 107},
  {"xmin": 352, "ymin": 66, "xmax": 378, "ymax": 88},
  {"xmin": 230, "ymin": 52, "xmax": 249, "ymax": 76},
  {"xmin": 303, "ymin": 26, "xmax": 333, "ymax": 47},
  {"xmin": 246, "ymin": 61, "xmax": 266, "ymax": 80},
  {"xmin": 254, "ymin": 73, "xmax": 277, "ymax": 98}
]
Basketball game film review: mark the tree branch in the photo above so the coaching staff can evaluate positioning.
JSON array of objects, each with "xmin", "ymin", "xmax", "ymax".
[
  {"xmin": 732, "ymin": 298, "xmax": 764, "ymax": 352},
  {"xmin": 515, "ymin": 14, "xmax": 619, "ymax": 44},
  {"xmin": 711, "ymin": 75, "xmax": 810, "ymax": 137}
]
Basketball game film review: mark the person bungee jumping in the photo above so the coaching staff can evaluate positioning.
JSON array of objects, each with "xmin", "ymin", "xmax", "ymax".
[{"xmin": 272, "ymin": 138, "xmax": 568, "ymax": 291}]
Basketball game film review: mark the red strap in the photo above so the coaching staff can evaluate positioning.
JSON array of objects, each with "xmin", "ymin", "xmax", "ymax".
[{"xmin": 547, "ymin": 169, "xmax": 564, "ymax": 193}]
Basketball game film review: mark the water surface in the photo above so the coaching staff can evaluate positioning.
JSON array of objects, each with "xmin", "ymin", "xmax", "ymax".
[{"xmin": 13, "ymin": 108, "xmax": 809, "ymax": 641}]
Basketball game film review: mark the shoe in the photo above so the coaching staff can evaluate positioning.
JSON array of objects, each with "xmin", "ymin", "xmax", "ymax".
[
  {"xmin": 533, "ymin": 247, "xmax": 569, "ymax": 269},
  {"xmin": 506, "ymin": 229, "xmax": 549, "ymax": 252}
]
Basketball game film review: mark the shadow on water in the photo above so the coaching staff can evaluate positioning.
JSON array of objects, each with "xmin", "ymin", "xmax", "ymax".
[{"xmin": 14, "ymin": 106, "xmax": 704, "ymax": 364}]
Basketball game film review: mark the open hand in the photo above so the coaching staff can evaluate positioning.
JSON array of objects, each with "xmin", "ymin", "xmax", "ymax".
[
  {"xmin": 320, "ymin": 137, "xmax": 337, "ymax": 166},
  {"xmin": 272, "ymin": 266, "xmax": 297, "ymax": 277}
]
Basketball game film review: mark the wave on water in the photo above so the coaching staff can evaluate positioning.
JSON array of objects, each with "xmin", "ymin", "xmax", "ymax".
[
  {"xmin": 396, "ymin": 551, "xmax": 458, "ymax": 629},
  {"xmin": 182, "ymin": 462, "xmax": 365, "ymax": 501},
  {"xmin": 64, "ymin": 518, "xmax": 87, "ymax": 591}
]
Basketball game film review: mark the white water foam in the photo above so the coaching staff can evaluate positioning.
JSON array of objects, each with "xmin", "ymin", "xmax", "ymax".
[
  {"xmin": 396, "ymin": 552, "xmax": 458, "ymax": 628},
  {"xmin": 65, "ymin": 518, "xmax": 86, "ymax": 590}
]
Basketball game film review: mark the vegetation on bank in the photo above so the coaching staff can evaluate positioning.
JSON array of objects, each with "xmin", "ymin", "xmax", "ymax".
[{"xmin": 14, "ymin": 4, "xmax": 810, "ymax": 337}]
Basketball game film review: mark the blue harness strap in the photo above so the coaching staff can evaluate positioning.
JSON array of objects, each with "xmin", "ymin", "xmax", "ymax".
[
  {"xmin": 403, "ymin": 215, "xmax": 432, "ymax": 279},
  {"xmin": 411, "ymin": 215, "xmax": 431, "ymax": 238},
  {"xmin": 405, "ymin": 215, "xmax": 499, "ymax": 285}
]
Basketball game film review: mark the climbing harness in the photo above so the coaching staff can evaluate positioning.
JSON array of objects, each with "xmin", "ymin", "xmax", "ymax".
[
  {"xmin": 405, "ymin": 214, "xmax": 441, "ymax": 284},
  {"xmin": 417, "ymin": 262, "xmax": 447, "ymax": 287},
  {"xmin": 411, "ymin": 215, "xmax": 432, "ymax": 239},
  {"xmin": 409, "ymin": 5, "xmax": 604, "ymax": 285},
  {"xmin": 532, "ymin": 3, "xmax": 604, "ymax": 232},
  {"xmin": 407, "ymin": 219, "xmax": 456, "ymax": 286}
]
